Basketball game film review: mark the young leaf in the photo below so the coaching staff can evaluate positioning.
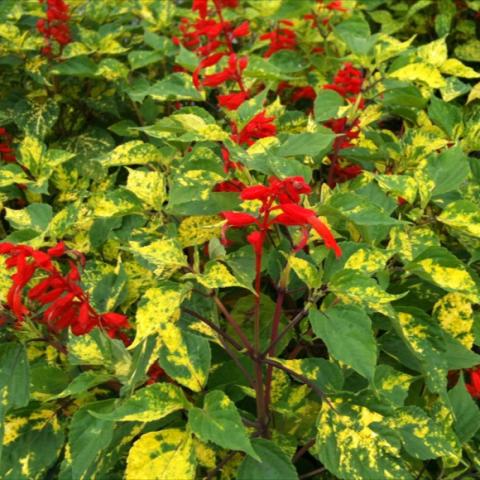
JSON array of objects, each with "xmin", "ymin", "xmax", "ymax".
[{"xmin": 188, "ymin": 390, "xmax": 258, "ymax": 459}]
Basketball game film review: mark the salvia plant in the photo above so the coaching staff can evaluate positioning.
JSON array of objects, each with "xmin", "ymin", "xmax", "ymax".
[{"xmin": 1, "ymin": 0, "xmax": 480, "ymax": 478}]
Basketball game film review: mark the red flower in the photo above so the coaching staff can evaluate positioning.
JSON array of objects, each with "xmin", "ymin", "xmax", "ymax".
[
  {"xmin": 260, "ymin": 22, "xmax": 297, "ymax": 58},
  {"xmin": 276, "ymin": 203, "xmax": 342, "ymax": 257},
  {"xmin": 37, "ymin": 0, "xmax": 71, "ymax": 55},
  {"xmin": 218, "ymin": 91, "xmax": 249, "ymax": 110},
  {"xmin": 221, "ymin": 211, "xmax": 257, "ymax": 227},
  {"xmin": 146, "ymin": 362, "xmax": 165, "ymax": 385},
  {"xmin": 232, "ymin": 21, "xmax": 250, "ymax": 38},
  {"xmin": 221, "ymin": 176, "xmax": 341, "ymax": 258},
  {"xmin": 192, "ymin": 0, "xmax": 208, "ymax": 18},
  {"xmin": 324, "ymin": 62, "xmax": 364, "ymax": 101},
  {"xmin": 232, "ymin": 111, "xmax": 276, "ymax": 146},
  {"xmin": 467, "ymin": 367, "xmax": 480, "ymax": 399},
  {"xmin": 326, "ymin": 0, "xmax": 347, "ymax": 12},
  {"xmin": 292, "ymin": 86, "xmax": 317, "ymax": 103},
  {"xmin": 0, "ymin": 242, "xmax": 129, "ymax": 337},
  {"xmin": 0, "ymin": 128, "xmax": 16, "ymax": 163}
]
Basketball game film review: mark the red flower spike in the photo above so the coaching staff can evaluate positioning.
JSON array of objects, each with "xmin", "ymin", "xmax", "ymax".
[
  {"xmin": 232, "ymin": 21, "xmax": 250, "ymax": 38},
  {"xmin": 232, "ymin": 111, "xmax": 276, "ymax": 146},
  {"xmin": 278, "ymin": 203, "xmax": 342, "ymax": 257},
  {"xmin": 192, "ymin": 0, "xmax": 209, "ymax": 18},
  {"xmin": 213, "ymin": 179, "xmax": 246, "ymax": 192},
  {"xmin": 218, "ymin": 91, "xmax": 249, "ymax": 110},
  {"xmin": 222, "ymin": 211, "xmax": 258, "ymax": 227},
  {"xmin": 247, "ymin": 231, "xmax": 264, "ymax": 255}
]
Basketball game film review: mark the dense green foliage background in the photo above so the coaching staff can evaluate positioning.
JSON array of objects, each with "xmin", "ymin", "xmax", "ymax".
[{"xmin": 1, "ymin": 0, "xmax": 480, "ymax": 479}]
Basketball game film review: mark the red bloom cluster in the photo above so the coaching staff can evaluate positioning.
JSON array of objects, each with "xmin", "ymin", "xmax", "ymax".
[
  {"xmin": 231, "ymin": 112, "xmax": 276, "ymax": 147},
  {"xmin": 221, "ymin": 176, "xmax": 341, "ymax": 257},
  {"xmin": 320, "ymin": 0, "xmax": 347, "ymax": 12},
  {"xmin": 324, "ymin": 62, "xmax": 364, "ymax": 104},
  {"xmin": 0, "ymin": 242, "xmax": 128, "ymax": 337},
  {"xmin": 323, "ymin": 63, "xmax": 365, "ymax": 186},
  {"xmin": 36, "ymin": 0, "xmax": 71, "ymax": 56},
  {"xmin": 260, "ymin": 20, "xmax": 297, "ymax": 58},
  {"xmin": 0, "ymin": 128, "xmax": 16, "ymax": 163},
  {"xmin": 467, "ymin": 367, "xmax": 480, "ymax": 399}
]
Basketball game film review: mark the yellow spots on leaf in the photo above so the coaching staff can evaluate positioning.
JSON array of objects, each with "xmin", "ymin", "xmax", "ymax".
[
  {"xmin": 433, "ymin": 293, "xmax": 474, "ymax": 348},
  {"xmin": 126, "ymin": 429, "xmax": 195, "ymax": 480},
  {"xmin": 387, "ymin": 226, "xmax": 439, "ymax": 261},
  {"xmin": 437, "ymin": 200, "xmax": 480, "ymax": 239},
  {"xmin": 0, "ymin": 255, "xmax": 13, "ymax": 303},
  {"xmin": 3, "ymin": 417, "xmax": 28, "ymax": 445},
  {"xmin": 440, "ymin": 58, "xmax": 480, "ymax": 79},
  {"xmin": 196, "ymin": 262, "xmax": 241, "ymax": 289},
  {"xmin": 102, "ymin": 141, "xmax": 160, "ymax": 167},
  {"xmin": 389, "ymin": 63, "xmax": 445, "ymax": 88},
  {"xmin": 247, "ymin": 136, "xmax": 280, "ymax": 155},
  {"xmin": 288, "ymin": 256, "xmax": 320, "ymax": 288},
  {"xmin": 193, "ymin": 440, "xmax": 216, "ymax": 469},
  {"xmin": 417, "ymin": 258, "xmax": 479, "ymax": 301},
  {"xmin": 126, "ymin": 168, "xmax": 166, "ymax": 210},
  {"xmin": 129, "ymin": 285, "xmax": 186, "ymax": 349},
  {"xmin": 129, "ymin": 238, "xmax": 188, "ymax": 278},
  {"xmin": 19, "ymin": 454, "xmax": 33, "ymax": 476},
  {"xmin": 122, "ymin": 260, "xmax": 155, "ymax": 309},
  {"xmin": 178, "ymin": 215, "xmax": 222, "ymax": 248},
  {"xmin": 344, "ymin": 248, "xmax": 390, "ymax": 275},
  {"xmin": 317, "ymin": 399, "xmax": 403, "ymax": 479},
  {"xmin": 69, "ymin": 335, "xmax": 104, "ymax": 364}
]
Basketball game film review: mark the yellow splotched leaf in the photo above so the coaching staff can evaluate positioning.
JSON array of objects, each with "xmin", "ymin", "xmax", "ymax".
[
  {"xmin": 433, "ymin": 292, "xmax": 474, "ymax": 348},
  {"xmin": 387, "ymin": 226, "xmax": 439, "ymax": 262},
  {"xmin": 467, "ymin": 81, "xmax": 480, "ymax": 104},
  {"xmin": 196, "ymin": 262, "xmax": 242, "ymax": 289},
  {"xmin": 174, "ymin": 114, "xmax": 229, "ymax": 141},
  {"xmin": 389, "ymin": 63, "xmax": 445, "ymax": 88},
  {"xmin": 129, "ymin": 238, "xmax": 188, "ymax": 277},
  {"xmin": 316, "ymin": 399, "xmax": 409, "ymax": 479},
  {"xmin": 437, "ymin": 200, "xmax": 480, "ymax": 238},
  {"xmin": 178, "ymin": 215, "xmax": 222, "ymax": 247},
  {"xmin": 288, "ymin": 256, "xmax": 321, "ymax": 288},
  {"xmin": 129, "ymin": 284, "xmax": 186, "ymax": 349},
  {"xmin": 101, "ymin": 141, "xmax": 161, "ymax": 167},
  {"xmin": 376, "ymin": 174, "xmax": 417, "ymax": 204},
  {"xmin": 126, "ymin": 168, "xmax": 165, "ymax": 210},
  {"xmin": 440, "ymin": 59, "xmax": 480, "ymax": 79},
  {"xmin": 417, "ymin": 38, "xmax": 448, "ymax": 67},
  {"xmin": 126, "ymin": 429, "xmax": 196, "ymax": 480},
  {"xmin": 344, "ymin": 248, "xmax": 390, "ymax": 275}
]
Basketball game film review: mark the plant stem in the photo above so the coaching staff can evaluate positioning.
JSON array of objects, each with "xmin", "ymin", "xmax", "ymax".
[
  {"xmin": 253, "ymin": 249, "xmax": 267, "ymax": 436},
  {"xmin": 263, "ymin": 286, "xmax": 285, "ymax": 424},
  {"xmin": 213, "ymin": 295, "xmax": 255, "ymax": 355}
]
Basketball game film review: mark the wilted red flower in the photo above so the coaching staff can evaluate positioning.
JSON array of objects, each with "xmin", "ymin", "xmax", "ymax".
[
  {"xmin": 213, "ymin": 179, "xmax": 246, "ymax": 192},
  {"xmin": 0, "ymin": 128, "xmax": 16, "ymax": 163}
]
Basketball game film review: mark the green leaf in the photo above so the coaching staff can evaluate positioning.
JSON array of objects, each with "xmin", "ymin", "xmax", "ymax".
[
  {"xmin": 5, "ymin": 203, "xmax": 52, "ymax": 233},
  {"xmin": 126, "ymin": 429, "xmax": 196, "ymax": 480},
  {"xmin": 448, "ymin": 376, "xmax": 480, "ymax": 442},
  {"xmin": 275, "ymin": 130, "xmax": 335, "ymax": 157},
  {"xmin": 128, "ymin": 50, "xmax": 164, "ymax": 70},
  {"xmin": 188, "ymin": 390, "xmax": 258, "ymax": 459},
  {"xmin": 374, "ymin": 365, "xmax": 413, "ymax": 407},
  {"xmin": 237, "ymin": 438, "xmax": 298, "ymax": 480},
  {"xmin": 314, "ymin": 89, "xmax": 344, "ymax": 122},
  {"xmin": 0, "ymin": 343, "xmax": 30, "ymax": 411},
  {"xmin": 428, "ymin": 96, "xmax": 462, "ymax": 137},
  {"xmin": 69, "ymin": 403, "xmax": 114, "ymax": 480},
  {"xmin": 149, "ymin": 73, "xmax": 204, "ymax": 101},
  {"xmin": 52, "ymin": 371, "xmax": 113, "ymax": 400},
  {"xmin": 101, "ymin": 140, "xmax": 161, "ymax": 167},
  {"xmin": 51, "ymin": 56, "xmax": 98, "ymax": 77},
  {"xmin": 334, "ymin": 17, "xmax": 374, "ymax": 55},
  {"xmin": 91, "ymin": 383, "xmax": 190, "ymax": 422},
  {"xmin": 310, "ymin": 305, "xmax": 377, "ymax": 382}
]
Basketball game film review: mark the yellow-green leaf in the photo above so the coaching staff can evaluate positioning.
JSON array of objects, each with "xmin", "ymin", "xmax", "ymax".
[
  {"xmin": 437, "ymin": 200, "xmax": 480, "ymax": 238},
  {"xmin": 126, "ymin": 168, "xmax": 165, "ymax": 210},
  {"xmin": 389, "ymin": 63, "xmax": 445, "ymax": 88},
  {"xmin": 433, "ymin": 292, "xmax": 474, "ymax": 349},
  {"xmin": 344, "ymin": 248, "xmax": 390, "ymax": 275},
  {"xmin": 178, "ymin": 215, "xmax": 222, "ymax": 247},
  {"xmin": 126, "ymin": 429, "xmax": 196, "ymax": 480},
  {"xmin": 440, "ymin": 58, "xmax": 480, "ymax": 79}
]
